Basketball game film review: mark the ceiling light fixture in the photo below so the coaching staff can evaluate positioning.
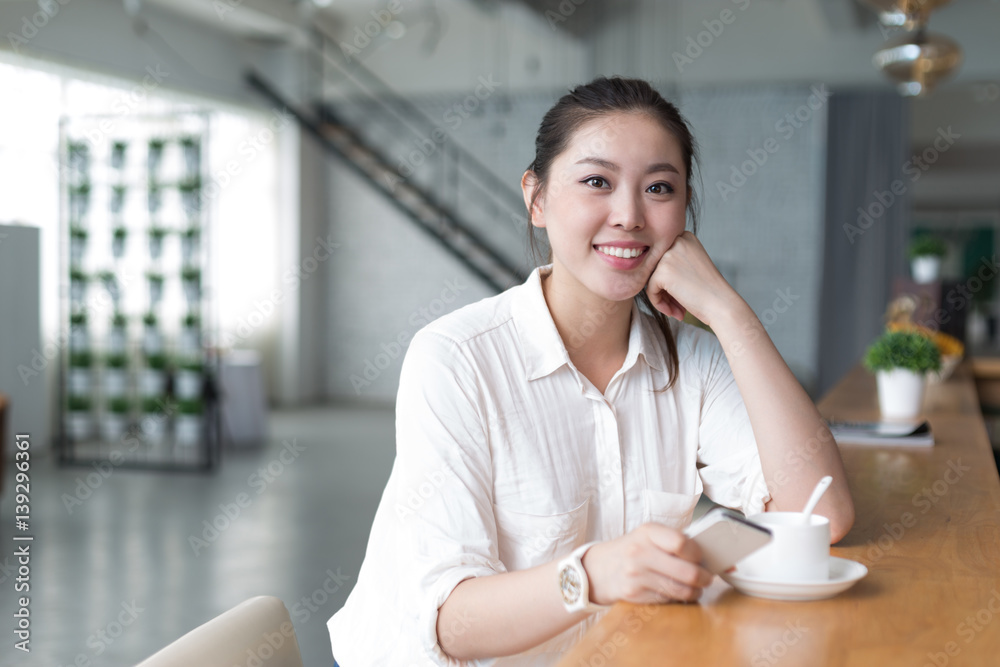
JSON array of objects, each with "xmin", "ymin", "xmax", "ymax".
[
  {"xmin": 872, "ymin": 26, "xmax": 962, "ymax": 96},
  {"xmin": 860, "ymin": 0, "xmax": 953, "ymax": 30}
]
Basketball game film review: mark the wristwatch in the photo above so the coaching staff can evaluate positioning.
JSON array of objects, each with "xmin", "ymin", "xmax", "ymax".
[{"xmin": 557, "ymin": 541, "xmax": 609, "ymax": 614}]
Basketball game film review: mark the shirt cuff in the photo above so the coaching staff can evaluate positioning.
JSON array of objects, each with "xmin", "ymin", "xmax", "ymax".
[
  {"xmin": 418, "ymin": 557, "xmax": 507, "ymax": 666},
  {"xmin": 739, "ymin": 457, "xmax": 772, "ymax": 518}
]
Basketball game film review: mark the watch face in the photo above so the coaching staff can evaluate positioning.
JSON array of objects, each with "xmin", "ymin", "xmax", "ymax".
[{"xmin": 560, "ymin": 565, "xmax": 583, "ymax": 604}]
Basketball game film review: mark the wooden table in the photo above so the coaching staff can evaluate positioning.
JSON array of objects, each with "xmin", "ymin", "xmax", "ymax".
[{"xmin": 557, "ymin": 362, "xmax": 1000, "ymax": 666}]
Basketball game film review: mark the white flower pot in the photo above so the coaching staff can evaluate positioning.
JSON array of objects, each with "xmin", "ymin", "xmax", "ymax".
[
  {"xmin": 68, "ymin": 368, "xmax": 92, "ymax": 394},
  {"xmin": 183, "ymin": 280, "xmax": 200, "ymax": 305},
  {"xmin": 911, "ymin": 256, "xmax": 942, "ymax": 284},
  {"xmin": 149, "ymin": 236, "xmax": 163, "ymax": 260},
  {"xmin": 176, "ymin": 370, "xmax": 201, "ymax": 399},
  {"xmin": 967, "ymin": 310, "xmax": 989, "ymax": 347},
  {"xmin": 70, "ymin": 282, "xmax": 86, "ymax": 304},
  {"xmin": 148, "ymin": 280, "xmax": 163, "ymax": 304},
  {"xmin": 70, "ymin": 238, "xmax": 86, "ymax": 265},
  {"xmin": 103, "ymin": 368, "xmax": 127, "ymax": 397},
  {"xmin": 66, "ymin": 412, "xmax": 92, "ymax": 441},
  {"xmin": 112, "ymin": 236, "xmax": 126, "ymax": 258},
  {"xmin": 143, "ymin": 328, "xmax": 162, "ymax": 355},
  {"xmin": 108, "ymin": 327, "xmax": 127, "ymax": 354},
  {"xmin": 876, "ymin": 369, "xmax": 927, "ymax": 419},
  {"xmin": 181, "ymin": 236, "xmax": 199, "ymax": 264},
  {"xmin": 140, "ymin": 412, "xmax": 166, "ymax": 445},
  {"xmin": 175, "ymin": 414, "xmax": 202, "ymax": 446},
  {"xmin": 141, "ymin": 369, "xmax": 166, "ymax": 397},
  {"xmin": 179, "ymin": 327, "xmax": 200, "ymax": 354},
  {"xmin": 70, "ymin": 326, "xmax": 89, "ymax": 350},
  {"xmin": 102, "ymin": 413, "xmax": 127, "ymax": 441}
]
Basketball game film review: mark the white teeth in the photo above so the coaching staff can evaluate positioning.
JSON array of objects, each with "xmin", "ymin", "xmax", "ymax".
[{"xmin": 597, "ymin": 245, "xmax": 643, "ymax": 259}]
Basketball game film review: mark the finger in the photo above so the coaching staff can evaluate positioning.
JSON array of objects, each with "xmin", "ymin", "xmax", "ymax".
[
  {"xmin": 648, "ymin": 571, "xmax": 703, "ymax": 603},
  {"xmin": 644, "ymin": 548, "xmax": 714, "ymax": 590}
]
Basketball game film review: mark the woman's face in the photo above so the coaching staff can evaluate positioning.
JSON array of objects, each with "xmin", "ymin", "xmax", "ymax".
[{"xmin": 526, "ymin": 112, "xmax": 689, "ymax": 303}]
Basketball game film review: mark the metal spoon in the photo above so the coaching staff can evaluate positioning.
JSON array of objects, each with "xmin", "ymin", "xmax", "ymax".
[{"xmin": 801, "ymin": 476, "xmax": 833, "ymax": 523}]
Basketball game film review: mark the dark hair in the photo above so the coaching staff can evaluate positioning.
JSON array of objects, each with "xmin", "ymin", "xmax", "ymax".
[{"xmin": 524, "ymin": 76, "xmax": 701, "ymax": 391}]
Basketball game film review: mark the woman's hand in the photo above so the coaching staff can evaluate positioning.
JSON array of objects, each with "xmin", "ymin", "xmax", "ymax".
[
  {"xmin": 581, "ymin": 523, "xmax": 714, "ymax": 605},
  {"xmin": 645, "ymin": 231, "xmax": 743, "ymax": 329}
]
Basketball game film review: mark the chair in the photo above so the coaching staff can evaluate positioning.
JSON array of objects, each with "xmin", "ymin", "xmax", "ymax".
[{"xmin": 135, "ymin": 596, "xmax": 304, "ymax": 667}]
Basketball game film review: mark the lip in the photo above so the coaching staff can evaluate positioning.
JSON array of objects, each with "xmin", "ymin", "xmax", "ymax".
[{"xmin": 593, "ymin": 243, "xmax": 649, "ymax": 269}]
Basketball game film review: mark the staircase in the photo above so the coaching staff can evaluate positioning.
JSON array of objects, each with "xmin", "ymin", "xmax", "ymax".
[{"xmin": 245, "ymin": 30, "xmax": 530, "ymax": 294}]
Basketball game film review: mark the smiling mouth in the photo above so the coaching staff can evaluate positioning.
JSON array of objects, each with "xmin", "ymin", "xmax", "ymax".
[{"xmin": 594, "ymin": 245, "xmax": 648, "ymax": 259}]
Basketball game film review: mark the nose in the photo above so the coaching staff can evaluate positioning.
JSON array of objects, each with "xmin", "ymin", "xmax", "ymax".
[{"xmin": 608, "ymin": 189, "xmax": 644, "ymax": 231}]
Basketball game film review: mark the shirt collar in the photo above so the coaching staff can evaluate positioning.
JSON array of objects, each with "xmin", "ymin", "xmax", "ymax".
[{"xmin": 511, "ymin": 265, "xmax": 666, "ymax": 382}]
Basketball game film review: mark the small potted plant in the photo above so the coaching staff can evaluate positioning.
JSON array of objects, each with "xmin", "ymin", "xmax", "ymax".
[
  {"xmin": 69, "ymin": 225, "xmax": 88, "ymax": 265},
  {"xmin": 66, "ymin": 395, "xmax": 92, "ymax": 441},
  {"xmin": 68, "ymin": 350, "xmax": 93, "ymax": 395},
  {"xmin": 69, "ymin": 181, "xmax": 91, "ymax": 220},
  {"xmin": 179, "ymin": 312, "xmax": 201, "ymax": 353},
  {"xmin": 148, "ymin": 226, "xmax": 168, "ymax": 260},
  {"xmin": 146, "ymin": 270, "xmax": 165, "ymax": 305},
  {"xmin": 112, "ymin": 225, "xmax": 128, "ymax": 259},
  {"xmin": 175, "ymin": 358, "xmax": 203, "ymax": 400},
  {"xmin": 178, "ymin": 176, "xmax": 201, "ymax": 218},
  {"xmin": 175, "ymin": 399, "xmax": 203, "ymax": 447},
  {"xmin": 181, "ymin": 267, "xmax": 201, "ymax": 304},
  {"xmin": 67, "ymin": 141, "xmax": 90, "ymax": 174},
  {"xmin": 140, "ymin": 396, "xmax": 168, "ymax": 445},
  {"xmin": 111, "ymin": 140, "xmax": 127, "ymax": 171},
  {"xmin": 180, "ymin": 136, "xmax": 200, "ymax": 176},
  {"xmin": 147, "ymin": 182, "xmax": 163, "ymax": 215},
  {"xmin": 69, "ymin": 268, "xmax": 89, "ymax": 304},
  {"xmin": 909, "ymin": 235, "xmax": 947, "ymax": 284},
  {"xmin": 69, "ymin": 312, "xmax": 89, "ymax": 350},
  {"xmin": 180, "ymin": 227, "xmax": 200, "ymax": 264},
  {"xmin": 143, "ymin": 311, "xmax": 162, "ymax": 355},
  {"xmin": 110, "ymin": 184, "xmax": 127, "ymax": 217},
  {"xmin": 98, "ymin": 270, "xmax": 121, "ymax": 305},
  {"xmin": 103, "ymin": 352, "xmax": 129, "ymax": 398},
  {"xmin": 864, "ymin": 329, "xmax": 942, "ymax": 419},
  {"xmin": 141, "ymin": 352, "xmax": 168, "ymax": 397},
  {"xmin": 109, "ymin": 312, "xmax": 128, "ymax": 354},
  {"xmin": 147, "ymin": 138, "xmax": 166, "ymax": 175},
  {"xmin": 103, "ymin": 397, "xmax": 131, "ymax": 441}
]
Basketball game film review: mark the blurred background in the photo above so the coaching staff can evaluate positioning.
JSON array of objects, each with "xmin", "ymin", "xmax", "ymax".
[{"xmin": 0, "ymin": 0, "xmax": 998, "ymax": 665}]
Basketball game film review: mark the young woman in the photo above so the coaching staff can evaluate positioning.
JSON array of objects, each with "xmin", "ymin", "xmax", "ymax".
[{"xmin": 328, "ymin": 76, "xmax": 854, "ymax": 666}]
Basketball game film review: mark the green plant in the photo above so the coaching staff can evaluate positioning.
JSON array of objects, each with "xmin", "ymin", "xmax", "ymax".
[
  {"xmin": 112, "ymin": 140, "xmax": 127, "ymax": 154},
  {"xmin": 181, "ymin": 267, "xmax": 201, "ymax": 282},
  {"xmin": 178, "ymin": 176, "xmax": 201, "ymax": 192},
  {"xmin": 908, "ymin": 235, "xmax": 947, "ymax": 259},
  {"xmin": 69, "ymin": 312, "xmax": 87, "ymax": 326},
  {"xmin": 70, "ymin": 225, "xmax": 88, "ymax": 240},
  {"xmin": 182, "ymin": 313, "xmax": 201, "ymax": 328},
  {"xmin": 179, "ymin": 358, "xmax": 203, "ymax": 372},
  {"xmin": 69, "ymin": 268, "xmax": 89, "ymax": 283},
  {"xmin": 98, "ymin": 270, "xmax": 116, "ymax": 284},
  {"xmin": 180, "ymin": 136, "xmax": 199, "ymax": 149},
  {"xmin": 864, "ymin": 330, "xmax": 942, "ymax": 374},
  {"xmin": 111, "ymin": 312, "xmax": 127, "ymax": 328},
  {"xmin": 69, "ymin": 351, "xmax": 93, "ymax": 367},
  {"xmin": 68, "ymin": 395, "xmax": 91, "ymax": 411},
  {"xmin": 148, "ymin": 138, "xmax": 166, "ymax": 152},
  {"xmin": 148, "ymin": 226, "xmax": 168, "ymax": 241},
  {"xmin": 107, "ymin": 397, "xmax": 131, "ymax": 413},
  {"xmin": 113, "ymin": 226, "xmax": 127, "ymax": 241},
  {"xmin": 146, "ymin": 271, "xmax": 164, "ymax": 285},
  {"xmin": 105, "ymin": 353, "xmax": 128, "ymax": 368},
  {"xmin": 177, "ymin": 399, "xmax": 203, "ymax": 415},
  {"xmin": 143, "ymin": 312, "xmax": 158, "ymax": 327},
  {"xmin": 142, "ymin": 396, "xmax": 167, "ymax": 414},
  {"xmin": 69, "ymin": 181, "xmax": 91, "ymax": 195},
  {"xmin": 145, "ymin": 353, "xmax": 168, "ymax": 370}
]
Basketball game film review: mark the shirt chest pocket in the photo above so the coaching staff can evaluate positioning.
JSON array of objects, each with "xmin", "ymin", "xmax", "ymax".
[
  {"xmin": 493, "ymin": 499, "xmax": 590, "ymax": 571},
  {"xmin": 641, "ymin": 488, "xmax": 701, "ymax": 530}
]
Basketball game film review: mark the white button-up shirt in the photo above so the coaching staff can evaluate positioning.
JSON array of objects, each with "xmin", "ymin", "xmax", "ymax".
[{"xmin": 328, "ymin": 265, "xmax": 770, "ymax": 666}]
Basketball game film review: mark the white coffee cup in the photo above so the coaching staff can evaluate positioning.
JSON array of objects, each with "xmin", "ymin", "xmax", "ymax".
[{"xmin": 737, "ymin": 512, "xmax": 830, "ymax": 582}]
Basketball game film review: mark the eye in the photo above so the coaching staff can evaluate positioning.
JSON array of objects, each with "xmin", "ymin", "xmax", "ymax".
[
  {"xmin": 583, "ymin": 176, "xmax": 608, "ymax": 189},
  {"xmin": 647, "ymin": 182, "xmax": 675, "ymax": 195}
]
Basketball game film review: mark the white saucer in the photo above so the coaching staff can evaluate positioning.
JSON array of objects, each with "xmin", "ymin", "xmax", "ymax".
[{"xmin": 720, "ymin": 556, "xmax": 868, "ymax": 601}]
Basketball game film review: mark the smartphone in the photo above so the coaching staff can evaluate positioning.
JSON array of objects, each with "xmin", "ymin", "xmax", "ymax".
[{"xmin": 683, "ymin": 508, "xmax": 772, "ymax": 574}]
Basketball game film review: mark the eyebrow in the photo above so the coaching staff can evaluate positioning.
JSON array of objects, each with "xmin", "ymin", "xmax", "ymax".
[{"xmin": 575, "ymin": 156, "xmax": 680, "ymax": 175}]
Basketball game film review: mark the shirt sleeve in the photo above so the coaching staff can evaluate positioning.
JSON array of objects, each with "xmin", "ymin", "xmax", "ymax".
[
  {"xmin": 692, "ymin": 330, "xmax": 772, "ymax": 517},
  {"xmin": 393, "ymin": 328, "xmax": 507, "ymax": 666}
]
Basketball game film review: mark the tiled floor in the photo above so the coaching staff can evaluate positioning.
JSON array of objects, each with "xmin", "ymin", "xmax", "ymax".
[{"xmin": 0, "ymin": 405, "xmax": 397, "ymax": 667}]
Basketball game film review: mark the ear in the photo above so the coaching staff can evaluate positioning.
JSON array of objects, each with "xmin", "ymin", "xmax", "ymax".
[{"xmin": 521, "ymin": 170, "xmax": 545, "ymax": 228}]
